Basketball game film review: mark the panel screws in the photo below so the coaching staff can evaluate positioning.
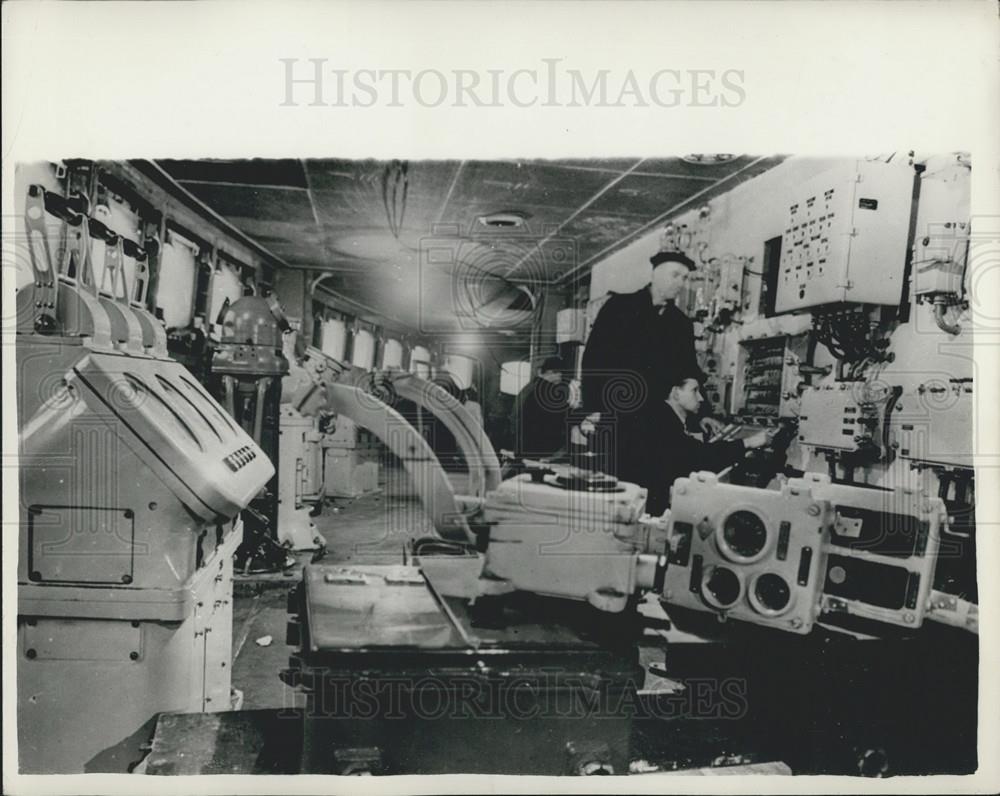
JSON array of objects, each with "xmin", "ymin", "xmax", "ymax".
[
  {"xmin": 26, "ymin": 649, "xmax": 38, "ymax": 659},
  {"xmin": 130, "ymin": 651, "xmax": 139, "ymax": 661},
  {"xmin": 121, "ymin": 574, "xmax": 133, "ymax": 584},
  {"xmin": 807, "ymin": 504, "xmax": 821, "ymax": 516}
]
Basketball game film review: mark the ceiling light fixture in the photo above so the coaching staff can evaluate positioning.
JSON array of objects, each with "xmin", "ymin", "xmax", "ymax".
[
  {"xmin": 477, "ymin": 210, "xmax": 531, "ymax": 229},
  {"xmin": 682, "ymin": 154, "xmax": 736, "ymax": 165}
]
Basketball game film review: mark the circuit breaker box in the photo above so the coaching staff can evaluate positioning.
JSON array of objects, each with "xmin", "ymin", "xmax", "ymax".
[
  {"xmin": 776, "ymin": 160, "xmax": 915, "ymax": 312},
  {"xmin": 896, "ymin": 380, "xmax": 974, "ymax": 469},
  {"xmin": 798, "ymin": 383, "xmax": 870, "ymax": 451},
  {"xmin": 733, "ymin": 334, "xmax": 809, "ymax": 421}
]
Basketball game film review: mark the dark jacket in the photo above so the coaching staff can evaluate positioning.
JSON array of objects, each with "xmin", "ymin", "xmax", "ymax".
[
  {"xmin": 657, "ymin": 405, "xmax": 745, "ymax": 510},
  {"xmin": 512, "ymin": 376, "xmax": 571, "ymax": 459},
  {"xmin": 581, "ymin": 286, "xmax": 703, "ymax": 418}
]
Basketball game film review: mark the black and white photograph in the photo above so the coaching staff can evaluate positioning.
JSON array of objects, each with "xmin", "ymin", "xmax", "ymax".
[{"xmin": 3, "ymin": 2, "xmax": 998, "ymax": 794}]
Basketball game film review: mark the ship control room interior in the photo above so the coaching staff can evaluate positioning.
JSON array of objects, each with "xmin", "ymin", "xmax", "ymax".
[{"xmin": 12, "ymin": 154, "xmax": 979, "ymax": 778}]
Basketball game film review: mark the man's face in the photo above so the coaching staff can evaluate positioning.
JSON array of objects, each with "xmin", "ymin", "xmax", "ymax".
[
  {"xmin": 539, "ymin": 369, "xmax": 562, "ymax": 384},
  {"xmin": 650, "ymin": 261, "xmax": 690, "ymax": 304},
  {"xmin": 672, "ymin": 378, "xmax": 703, "ymax": 413}
]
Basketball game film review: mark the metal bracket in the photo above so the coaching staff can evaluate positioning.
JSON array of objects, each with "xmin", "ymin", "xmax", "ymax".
[{"xmin": 23, "ymin": 186, "xmax": 59, "ymax": 331}]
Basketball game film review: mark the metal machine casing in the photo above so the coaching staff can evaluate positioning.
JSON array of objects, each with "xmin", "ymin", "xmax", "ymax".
[
  {"xmin": 17, "ymin": 530, "xmax": 239, "ymax": 773},
  {"xmin": 16, "ymin": 184, "xmax": 275, "ymax": 772},
  {"xmin": 72, "ymin": 352, "xmax": 273, "ymax": 519},
  {"xmin": 212, "ymin": 295, "xmax": 287, "ymax": 376},
  {"xmin": 322, "ymin": 416, "xmax": 381, "ymax": 498},
  {"xmin": 17, "ymin": 334, "xmax": 272, "ymax": 772},
  {"xmin": 662, "ymin": 472, "xmax": 833, "ymax": 634},
  {"xmin": 275, "ymin": 405, "xmax": 322, "ymax": 549},
  {"xmin": 482, "ymin": 475, "xmax": 649, "ymax": 612}
]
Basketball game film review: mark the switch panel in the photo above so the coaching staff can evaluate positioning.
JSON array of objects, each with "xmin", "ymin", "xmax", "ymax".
[
  {"xmin": 789, "ymin": 473, "xmax": 945, "ymax": 629},
  {"xmin": 798, "ymin": 382, "xmax": 888, "ymax": 453},
  {"xmin": 776, "ymin": 160, "xmax": 914, "ymax": 312},
  {"xmin": 897, "ymin": 381, "xmax": 974, "ymax": 468}
]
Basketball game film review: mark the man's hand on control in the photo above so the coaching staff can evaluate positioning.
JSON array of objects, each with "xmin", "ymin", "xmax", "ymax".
[
  {"xmin": 743, "ymin": 430, "xmax": 770, "ymax": 449},
  {"xmin": 571, "ymin": 412, "xmax": 602, "ymax": 444},
  {"xmin": 699, "ymin": 416, "xmax": 725, "ymax": 436}
]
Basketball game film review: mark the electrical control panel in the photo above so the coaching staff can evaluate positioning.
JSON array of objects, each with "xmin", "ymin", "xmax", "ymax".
[
  {"xmin": 733, "ymin": 334, "xmax": 808, "ymax": 421},
  {"xmin": 897, "ymin": 380, "xmax": 974, "ymax": 469},
  {"xmin": 775, "ymin": 160, "xmax": 915, "ymax": 312},
  {"xmin": 662, "ymin": 472, "xmax": 833, "ymax": 634},
  {"xmin": 789, "ymin": 473, "xmax": 945, "ymax": 629},
  {"xmin": 797, "ymin": 381, "xmax": 894, "ymax": 460},
  {"xmin": 690, "ymin": 252, "xmax": 746, "ymax": 323},
  {"xmin": 700, "ymin": 374, "xmax": 731, "ymax": 418},
  {"xmin": 798, "ymin": 383, "xmax": 868, "ymax": 451}
]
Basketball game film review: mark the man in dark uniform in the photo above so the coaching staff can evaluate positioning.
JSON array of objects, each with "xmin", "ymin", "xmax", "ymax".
[
  {"xmin": 660, "ymin": 373, "xmax": 768, "ymax": 508},
  {"xmin": 512, "ymin": 356, "xmax": 570, "ymax": 459},
  {"xmin": 578, "ymin": 250, "xmax": 724, "ymax": 510}
]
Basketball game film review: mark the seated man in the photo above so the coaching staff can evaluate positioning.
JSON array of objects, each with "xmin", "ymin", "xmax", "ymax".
[
  {"xmin": 653, "ymin": 373, "xmax": 769, "ymax": 514},
  {"xmin": 512, "ymin": 356, "xmax": 571, "ymax": 460}
]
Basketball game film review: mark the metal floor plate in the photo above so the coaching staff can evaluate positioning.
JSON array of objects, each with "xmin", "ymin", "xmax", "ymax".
[{"xmin": 304, "ymin": 564, "xmax": 466, "ymax": 651}]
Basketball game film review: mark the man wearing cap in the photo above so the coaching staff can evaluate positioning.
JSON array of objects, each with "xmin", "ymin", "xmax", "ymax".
[
  {"xmin": 512, "ymin": 356, "xmax": 571, "ymax": 460},
  {"xmin": 579, "ymin": 250, "xmax": 724, "ymax": 512}
]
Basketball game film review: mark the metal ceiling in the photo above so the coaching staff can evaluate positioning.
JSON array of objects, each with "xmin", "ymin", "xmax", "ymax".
[{"xmin": 157, "ymin": 156, "xmax": 786, "ymax": 332}]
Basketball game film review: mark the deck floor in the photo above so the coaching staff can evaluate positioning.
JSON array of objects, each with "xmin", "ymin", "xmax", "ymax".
[
  {"xmin": 229, "ymin": 465, "xmax": 679, "ymax": 710},
  {"xmin": 232, "ymin": 466, "xmax": 467, "ymax": 710}
]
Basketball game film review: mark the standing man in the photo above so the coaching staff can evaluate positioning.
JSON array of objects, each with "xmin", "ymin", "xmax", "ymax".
[
  {"xmin": 512, "ymin": 356, "xmax": 570, "ymax": 460},
  {"xmin": 579, "ymin": 250, "xmax": 723, "ymax": 503}
]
